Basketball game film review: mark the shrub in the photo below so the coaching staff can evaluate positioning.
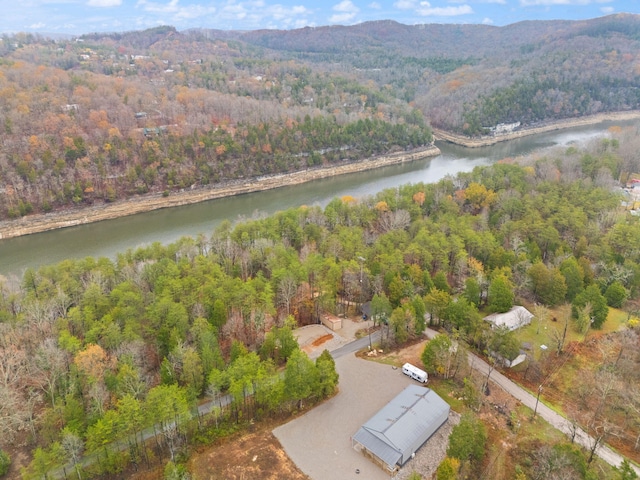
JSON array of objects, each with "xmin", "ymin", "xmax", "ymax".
[
  {"xmin": 0, "ymin": 449, "xmax": 10, "ymax": 477},
  {"xmin": 447, "ymin": 413, "xmax": 486, "ymax": 464}
]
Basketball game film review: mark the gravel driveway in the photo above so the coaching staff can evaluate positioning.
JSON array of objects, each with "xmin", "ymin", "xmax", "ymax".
[{"xmin": 274, "ymin": 354, "xmax": 456, "ymax": 479}]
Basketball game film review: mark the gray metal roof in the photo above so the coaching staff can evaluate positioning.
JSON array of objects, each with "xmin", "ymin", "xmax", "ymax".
[
  {"xmin": 353, "ymin": 384, "xmax": 450, "ymax": 468},
  {"xmin": 484, "ymin": 305, "xmax": 533, "ymax": 331}
]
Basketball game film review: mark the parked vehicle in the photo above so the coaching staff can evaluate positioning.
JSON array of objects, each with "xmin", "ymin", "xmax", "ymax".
[{"xmin": 402, "ymin": 363, "xmax": 428, "ymax": 383}]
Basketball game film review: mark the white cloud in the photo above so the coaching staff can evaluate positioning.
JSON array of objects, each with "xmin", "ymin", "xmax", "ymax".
[
  {"xmin": 220, "ymin": 2, "xmax": 248, "ymax": 19},
  {"xmin": 262, "ymin": 4, "xmax": 312, "ymax": 27},
  {"xmin": 87, "ymin": 0, "xmax": 122, "ymax": 6},
  {"xmin": 28, "ymin": 22, "xmax": 46, "ymax": 29},
  {"xmin": 482, "ymin": 17, "xmax": 494, "ymax": 23},
  {"xmin": 394, "ymin": 0, "xmax": 418, "ymax": 9},
  {"xmin": 369, "ymin": 2, "xmax": 382, "ymax": 8},
  {"xmin": 174, "ymin": 4, "xmax": 217, "ymax": 20},
  {"xmin": 136, "ymin": 0, "xmax": 217, "ymax": 23},
  {"xmin": 329, "ymin": 12, "xmax": 357, "ymax": 22},
  {"xmin": 329, "ymin": 0, "xmax": 359, "ymax": 23},
  {"xmin": 520, "ymin": 0, "xmax": 611, "ymax": 5},
  {"xmin": 136, "ymin": 0, "xmax": 178, "ymax": 14},
  {"xmin": 600, "ymin": 5, "xmax": 614, "ymax": 12},
  {"xmin": 449, "ymin": 0, "xmax": 505, "ymax": 3},
  {"xmin": 269, "ymin": 5, "xmax": 310, "ymax": 20},
  {"xmin": 199, "ymin": 2, "xmax": 312, "ymax": 29},
  {"xmin": 333, "ymin": 0, "xmax": 359, "ymax": 13},
  {"xmin": 416, "ymin": 2, "xmax": 473, "ymax": 15}
]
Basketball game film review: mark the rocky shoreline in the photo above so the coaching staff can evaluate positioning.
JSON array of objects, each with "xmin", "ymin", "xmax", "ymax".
[
  {"xmin": 433, "ymin": 110, "xmax": 640, "ymax": 147},
  {"xmin": 4, "ymin": 109, "xmax": 638, "ymax": 241},
  {"xmin": 0, "ymin": 145, "xmax": 440, "ymax": 241}
]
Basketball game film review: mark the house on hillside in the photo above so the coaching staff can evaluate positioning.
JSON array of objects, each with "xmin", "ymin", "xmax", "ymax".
[
  {"xmin": 484, "ymin": 306, "xmax": 533, "ymax": 331},
  {"xmin": 352, "ymin": 385, "xmax": 450, "ymax": 474},
  {"xmin": 491, "ymin": 122, "xmax": 521, "ymax": 135}
]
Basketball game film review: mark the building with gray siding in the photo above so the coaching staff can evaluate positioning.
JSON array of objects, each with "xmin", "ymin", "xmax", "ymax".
[{"xmin": 352, "ymin": 384, "xmax": 450, "ymax": 473}]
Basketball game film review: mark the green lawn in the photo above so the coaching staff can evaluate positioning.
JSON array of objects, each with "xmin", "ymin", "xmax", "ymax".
[{"xmin": 513, "ymin": 306, "xmax": 630, "ymax": 360}]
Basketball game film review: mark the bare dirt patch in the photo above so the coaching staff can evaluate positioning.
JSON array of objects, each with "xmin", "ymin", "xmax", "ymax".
[
  {"xmin": 188, "ymin": 427, "xmax": 310, "ymax": 480},
  {"xmin": 359, "ymin": 337, "xmax": 427, "ymax": 366},
  {"xmin": 311, "ymin": 333, "xmax": 333, "ymax": 348}
]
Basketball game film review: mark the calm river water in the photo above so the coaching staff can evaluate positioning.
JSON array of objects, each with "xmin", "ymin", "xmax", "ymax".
[{"xmin": 0, "ymin": 121, "xmax": 631, "ymax": 277}]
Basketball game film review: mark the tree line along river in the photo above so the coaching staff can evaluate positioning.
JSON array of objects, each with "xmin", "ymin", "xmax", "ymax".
[{"xmin": 0, "ymin": 121, "xmax": 631, "ymax": 278}]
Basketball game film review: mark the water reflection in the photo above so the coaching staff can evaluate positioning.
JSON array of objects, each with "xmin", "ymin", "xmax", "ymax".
[{"xmin": 0, "ymin": 120, "xmax": 634, "ymax": 276}]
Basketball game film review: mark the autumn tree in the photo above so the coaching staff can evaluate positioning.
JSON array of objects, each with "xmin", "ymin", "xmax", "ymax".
[
  {"xmin": 436, "ymin": 457, "xmax": 460, "ymax": 480},
  {"xmin": 73, "ymin": 344, "xmax": 113, "ymax": 415},
  {"xmin": 463, "ymin": 182, "xmax": 497, "ymax": 213}
]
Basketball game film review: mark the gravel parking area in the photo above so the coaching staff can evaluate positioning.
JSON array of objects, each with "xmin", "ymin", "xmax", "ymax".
[
  {"xmin": 274, "ymin": 353, "xmax": 456, "ymax": 479},
  {"xmin": 394, "ymin": 411, "xmax": 460, "ymax": 480},
  {"xmin": 294, "ymin": 317, "xmax": 372, "ymax": 359}
]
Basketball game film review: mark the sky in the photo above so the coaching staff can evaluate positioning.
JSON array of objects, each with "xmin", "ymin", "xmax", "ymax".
[{"xmin": 1, "ymin": 0, "xmax": 636, "ymax": 36}]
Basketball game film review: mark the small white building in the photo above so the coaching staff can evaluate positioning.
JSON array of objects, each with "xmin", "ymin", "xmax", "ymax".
[{"xmin": 484, "ymin": 306, "xmax": 533, "ymax": 331}]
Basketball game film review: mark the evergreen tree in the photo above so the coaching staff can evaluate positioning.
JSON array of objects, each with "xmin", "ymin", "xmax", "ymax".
[
  {"xmin": 573, "ymin": 284, "xmax": 609, "ymax": 329},
  {"xmin": 488, "ymin": 274, "xmax": 514, "ymax": 313},
  {"xmin": 315, "ymin": 350, "xmax": 339, "ymax": 397},
  {"xmin": 604, "ymin": 281, "xmax": 628, "ymax": 308},
  {"xmin": 447, "ymin": 413, "xmax": 486, "ymax": 464}
]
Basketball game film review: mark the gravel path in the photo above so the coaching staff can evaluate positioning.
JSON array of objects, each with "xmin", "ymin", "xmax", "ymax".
[{"xmin": 424, "ymin": 328, "xmax": 640, "ymax": 475}]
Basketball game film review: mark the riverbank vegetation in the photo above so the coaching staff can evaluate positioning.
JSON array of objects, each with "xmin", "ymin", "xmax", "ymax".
[
  {"xmin": 1, "ymin": 130, "xmax": 640, "ymax": 477},
  {"xmin": 3, "ymin": 14, "xmax": 640, "ymax": 222}
]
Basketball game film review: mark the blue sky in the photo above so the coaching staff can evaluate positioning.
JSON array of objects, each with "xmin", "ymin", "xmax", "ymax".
[{"xmin": 1, "ymin": 0, "xmax": 635, "ymax": 35}]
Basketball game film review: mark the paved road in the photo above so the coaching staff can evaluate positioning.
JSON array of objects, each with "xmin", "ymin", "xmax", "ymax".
[
  {"xmin": 51, "ymin": 333, "xmax": 377, "ymax": 478},
  {"xmin": 51, "ymin": 328, "xmax": 638, "ymax": 477},
  {"xmin": 331, "ymin": 331, "xmax": 381, "ymax": 358},
  {"xmin": 274, "ymin": 353, "xmax": 411, "ymax": 480},
  {"xmin": 424, "ymin": 328, "xmax": 640, "ymax": 475}
]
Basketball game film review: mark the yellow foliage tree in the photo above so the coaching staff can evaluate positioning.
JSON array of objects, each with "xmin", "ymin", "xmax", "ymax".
[
  {"xmin": 375, "ymin": 201, "xmax": 389, "ymax": 212},
  {"xmin": 74, "ymin": 344, "xmax": 112, "ymax": 381},
  {"xmin": 464, "ymin": 182, "xmax": 497, "ymax": 212},
  {"xmin": 413, "ymin": 191, "xmax": 426, "ymax": 206},
  {"xmin": 436, "ymin": 457, "xmax": 460, "ymax": 480},
  {"xmin": 467, "ymin": 257, "xmax": 485, "ymax": 278}
]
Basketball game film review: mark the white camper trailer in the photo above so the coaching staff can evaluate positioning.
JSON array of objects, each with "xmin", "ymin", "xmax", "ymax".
[{"xmin": 402, "ymin": 363, "xmax": 428, "ymax": 383}]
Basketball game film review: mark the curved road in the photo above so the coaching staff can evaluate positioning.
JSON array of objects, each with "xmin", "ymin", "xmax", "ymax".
[{"xmin": 424, "ymin": 328, "xmax": 640, "ymax": 475}]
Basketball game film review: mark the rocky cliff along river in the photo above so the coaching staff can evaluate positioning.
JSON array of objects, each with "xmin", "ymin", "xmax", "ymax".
[{"xmin": 0, "ymin": 120, "xmax": 633, "ymax": 278}]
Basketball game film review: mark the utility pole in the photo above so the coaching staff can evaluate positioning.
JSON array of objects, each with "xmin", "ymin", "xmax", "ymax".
[{"xmin": 533, "ymin": 384, "xmax": 543, "ymax": 418}]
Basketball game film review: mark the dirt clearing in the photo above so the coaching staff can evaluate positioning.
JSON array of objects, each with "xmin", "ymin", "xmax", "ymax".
[{"xmin": 188, "ymin": 427, "xmax": 309, "ymax": 480}]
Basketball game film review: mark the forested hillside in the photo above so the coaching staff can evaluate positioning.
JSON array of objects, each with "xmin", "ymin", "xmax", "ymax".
[
  {"xmin": 1, "ymin": 15, "xmax": 640, "ymax": 222},
  {"xmin": 1, "ymin": 129, "xmax": 640, "ymax": 477},
  {"xmin": 222, "ymin": 14, "xmax": 640, "ymax": 133}
]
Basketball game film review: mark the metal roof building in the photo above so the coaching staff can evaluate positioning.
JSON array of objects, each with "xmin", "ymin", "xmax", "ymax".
[
  {"xmin": 484, "ymin": 305, "xmax": 533, "ymax": 331},
  {"xmin": 352, "ymin": 384, "xmax": 450, "ymax": 473}
]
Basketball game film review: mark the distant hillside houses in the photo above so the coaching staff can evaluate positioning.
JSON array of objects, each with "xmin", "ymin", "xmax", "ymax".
[{"xmin": 489, "ymin": 122, "xmax": 521, "ymax": 135}]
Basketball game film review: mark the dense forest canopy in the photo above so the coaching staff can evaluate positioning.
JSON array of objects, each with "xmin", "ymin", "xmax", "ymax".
[
  {"xmin": 2, "ymin": 14, "xmax": 640, "ymax": 220},
  {"xmin": 1, "ymin": 129, "xmax": 640, "ymax": 476}
]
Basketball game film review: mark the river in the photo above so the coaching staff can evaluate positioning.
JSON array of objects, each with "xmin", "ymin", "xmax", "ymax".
[{"xmin": 0, "ymin": 121, "xmax": 629, "ymax": 277}]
